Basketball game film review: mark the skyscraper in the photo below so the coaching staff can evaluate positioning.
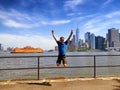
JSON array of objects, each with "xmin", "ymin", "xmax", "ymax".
[
  {"xmin": 0, "ymin": 43, "xmax": 2, "ymax": 51},
  {"xmin": 67, "ymin": 35, "xmax": 75, "ymax": 50},
  {"xmin": 107, "ymin": 28, "xmax": 120, "ymax": 47},
  {"xmin": 85, "ymin": 32, "xmax": 91, "ymax": 48},
  {"xmin": 76, "ymin": 28, "xmax": 79, "ymax": 48},
  {"xmin": 95, "ymin": 36, "xmax": 105, "ymax": 50},
  {"xmin": 90, "ymin": 33, "xmax": 95, "ymax": 49}
]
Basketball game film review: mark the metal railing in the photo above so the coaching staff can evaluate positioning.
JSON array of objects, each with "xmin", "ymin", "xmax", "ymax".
[{"xmin": 0, "ymin": 54, "xmax": 120, "ymax": 80}]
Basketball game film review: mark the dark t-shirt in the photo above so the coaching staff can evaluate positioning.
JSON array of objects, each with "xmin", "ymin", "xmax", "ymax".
[{"xmin": 57, "ymin": 41, "xmax": 68, "ymax": 56}]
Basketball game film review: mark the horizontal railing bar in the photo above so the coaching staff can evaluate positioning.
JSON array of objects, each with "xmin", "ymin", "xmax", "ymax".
[
  {"xmin": 0, "ymin": 67, "xmax": 38, "ymax": 70},
  {"xmin": 0, "ymin": 66, "xmax": 93, "ymax": 70},
  {"xmin": 39, "ymin": 65, "xmax": 120, "ymax": 69},
  {"xmin": 39, "ymin": 66, "xmax": 94, "ymax": 69},
  {"xmin": 1, "ymin": 65, "xmax": 120, "ymax": 70},
  {"xmin": 0, "ymin": 54, "xmax": 120, "ymax": 58},
  {"xmin": 0, "ymin": 56, "xmax": 39, "ymax": 58},
  {"xmin": 96, "ymin": 65, "xmax": 120, "ymax": 68},
  {"xmin": 67, "ymin": 55, "xmax": 120, "ymax": 57}
]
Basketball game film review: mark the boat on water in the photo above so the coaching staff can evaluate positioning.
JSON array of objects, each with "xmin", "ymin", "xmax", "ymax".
[{"xmin": 11, "ymin": 46, "xmax": 43, "ymax": 53}]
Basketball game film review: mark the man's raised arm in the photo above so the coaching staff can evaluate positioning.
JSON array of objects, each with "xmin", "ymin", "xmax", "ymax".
[
  {"xmin": 66, "ymin": 30, "xmax": 73, "ymax": 42},
  {"xmin": 52, "ymin": 30, "xmax": 58, "ymax": 43}
]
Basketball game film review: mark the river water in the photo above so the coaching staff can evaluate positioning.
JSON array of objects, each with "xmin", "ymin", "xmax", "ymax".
[{"xmin": 0, "ymin": 51, "xmax": 120, "ymax": 80}]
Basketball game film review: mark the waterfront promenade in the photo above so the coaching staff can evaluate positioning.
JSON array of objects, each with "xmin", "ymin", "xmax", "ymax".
[{"xmin": 0, "ymin": 77, "xmax": 120, "ymax": 90}]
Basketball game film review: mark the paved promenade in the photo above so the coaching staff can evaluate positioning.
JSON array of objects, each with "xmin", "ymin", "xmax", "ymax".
[{"xmin": 0, "ymin": 77, "xmax": 120, "ymax": 90}]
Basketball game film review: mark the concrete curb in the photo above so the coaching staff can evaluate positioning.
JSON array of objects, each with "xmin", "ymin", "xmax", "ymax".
[{"xmin": 0, "ymin": 77, "xmax": 120, "ymax": 85}]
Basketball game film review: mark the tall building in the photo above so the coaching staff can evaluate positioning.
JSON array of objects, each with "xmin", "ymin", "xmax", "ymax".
[
  {"xmin": 79, "ymin": 39, "xmax": 83, "ymax": 46},
  {"xmin": 0, "ymin": 43, "xmax": 2, "ymax": 51},
  {"xmin": 68, "ymin": 35, "xmax": 75, "ymax": 50},
  {"xmin": 85, "ymin": 32, "xmax": 91, "ymax": 48},
  {"xmin": 119, "ymin": 33, "xmax": 120, "ymax": 41},
  {"xmin": 90, "ymin": 33, "xmax": 95, "ymax": 49},
  {"xmin": 107, "ymin": 28, "xmax": 120, "ymax": 47},
  {"xmin": 76, "ymin": 28, "xmax": 79, "ymax": 48},
  {"xmin": 95, "ymin": 36, "xmax": 105, "ymax": 50}
]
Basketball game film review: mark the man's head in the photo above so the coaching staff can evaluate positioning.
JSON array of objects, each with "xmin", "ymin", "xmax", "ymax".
[{"xmin": 60, "ymin": 36, "xmax": 65, "ymax": 43}]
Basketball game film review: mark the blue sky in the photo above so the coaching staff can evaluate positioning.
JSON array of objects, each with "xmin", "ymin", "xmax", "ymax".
[{"xmin": 0, "ymin": 0, "xmax": 120, "ymax": 50}]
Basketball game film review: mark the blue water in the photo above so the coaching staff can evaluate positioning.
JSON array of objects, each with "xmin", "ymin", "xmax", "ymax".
[{"xmin": 0, "ymin": 51, "xmax": 120, "ymax": 80}]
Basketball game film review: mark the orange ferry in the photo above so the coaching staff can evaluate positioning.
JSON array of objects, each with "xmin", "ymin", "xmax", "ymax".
[{"xmin": 11, "ymin": 46, "xmax": 43, "ymax": 53}]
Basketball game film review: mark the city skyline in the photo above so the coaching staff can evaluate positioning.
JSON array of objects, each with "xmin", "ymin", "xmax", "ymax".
[
  {"xmin": 0, "ymin": 27, "xmax": 120, "ymax": 51},
  {"xmin": 1, "ymin": 0, "xmax": 120, "ymax": 50},
  {"xmin": 70, "ymin": 27, "xmax": 120, "ymax": 51}
]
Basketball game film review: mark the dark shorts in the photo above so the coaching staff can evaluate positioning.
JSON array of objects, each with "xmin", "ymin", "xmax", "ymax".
[{"xmin": 56, "ymin": 55, "xmax": 67, "ymax": 64}]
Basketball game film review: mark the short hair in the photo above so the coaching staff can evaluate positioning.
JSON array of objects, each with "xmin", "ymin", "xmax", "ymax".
[{"xmin": 60, "ymin": 36, "xmax": 64, "ymax": 39}]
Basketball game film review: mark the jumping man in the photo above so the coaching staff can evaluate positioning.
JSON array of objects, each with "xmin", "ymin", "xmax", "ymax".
[{"xmin": 52, "ymin": 30, "xmax": 73, "ymax": 67}]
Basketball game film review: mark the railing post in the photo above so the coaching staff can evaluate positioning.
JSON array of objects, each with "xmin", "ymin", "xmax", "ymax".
[
  {"xmin": 38, "ymin": 56, "xmax": 40, "ymax": 80},
  {"xmin": 94, "ymin": 55, "xmax": 96, "ymax": 78}
]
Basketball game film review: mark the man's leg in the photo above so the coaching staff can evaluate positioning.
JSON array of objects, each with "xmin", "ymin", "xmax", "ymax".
[
  {"xmin": 62, "ymin": 56, "xmax": 67, "ymax": 67},
  {"xmin": 56, "ymin": 56, "xmax": 61, "ymax": 67}
]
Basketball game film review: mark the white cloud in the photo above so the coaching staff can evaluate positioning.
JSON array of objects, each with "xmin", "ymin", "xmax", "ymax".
[
  {"xmin": 88, "ymin": 28, "xmax": 101, "ymax": 34},
  {"xmin": 51, "ymin": 20, "xmax": 71, "ymax": 25},
  {"xmin": 0, "ymin": 9, "xmax": 30, "ymax": 21},
  {"xmin": 0, "ymin": 9, "xmax": 36, "ymax": 28},
  {"xmin": 67, "ymin": 13, "xmax": 75, "ymax": 16},
  {"xmin": 64, "ymin": 0, "xmax": 85, "ymax": 10},
  {"xmin": 102, "ymin": 0, "xmax": 114, "ymax": 8},
  {"xmin": 9, "ymin": 9, "xmax": 32, "ymax": 21},
  {"xmin": 41, "ymin": 20, "xmax": 71, "ymax": 25},
  {"xmin": 84, "ymin": 17, "xmax": 102, "ymax": 29},
  {"xmin": 67, "ymin": 12, "xmax": 82, "ymax": 16},
  {"xmin": 105, "ymin": 11, "xmax": 120, "ymax": 18},
  {"xmin": 0, "ymin": 34, "xmax": 56, "ymax": 50},
  {"xmin": 3, "ymin": 19, "xmax": 31, "ymax": 28},
  {"xmin": 0, "ymin": 9, "xmax": 71, "ymax": 28}
]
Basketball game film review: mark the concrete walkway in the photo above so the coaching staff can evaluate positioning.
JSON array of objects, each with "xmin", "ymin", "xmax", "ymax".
[{"xmin": 0, "ymin": 77, "xmax": 120, "ymax": 90}]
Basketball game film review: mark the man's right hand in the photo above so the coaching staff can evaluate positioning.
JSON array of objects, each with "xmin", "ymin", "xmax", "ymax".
[
  {"xmin": 52, "ymin": 30, "xmax": 54, "ymax": 34},
  {"xmin": 51, "ymin": 30, "xmax": 57, "ymax": 42}
]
